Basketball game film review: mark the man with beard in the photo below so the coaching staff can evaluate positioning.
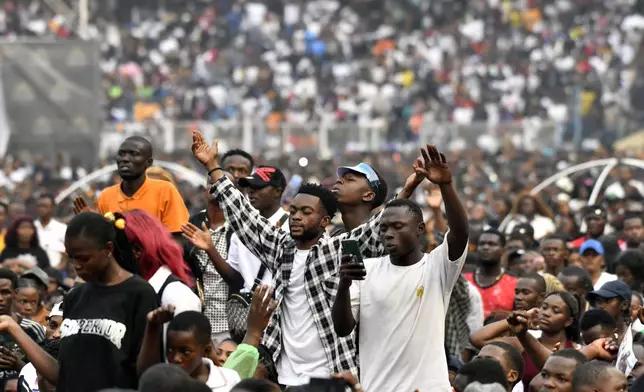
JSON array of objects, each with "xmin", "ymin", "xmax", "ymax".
[
  {"xmin": 74, "ymin": 136, "xmax": 189, "ymax": 235},
  {"xmin": 465, "ymin": 229, "xmax": 518, "ymax": 317},
  {"xmin": 190, "ymin": 131, "xmax": 423, "ymax": 387}
]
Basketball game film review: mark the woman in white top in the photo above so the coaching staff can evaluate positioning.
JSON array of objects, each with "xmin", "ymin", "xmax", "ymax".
[{"xmin": 109, "ymin": 210, "xmax": 201, "ymax": 315}]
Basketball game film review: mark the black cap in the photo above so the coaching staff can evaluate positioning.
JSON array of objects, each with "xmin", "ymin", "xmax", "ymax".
[
  {"xmin": 512, "ymin": 223, "xmax": 535, "ymax": 240},
  {"xmin": 238, "ymin": 166, "xmax": 287, "ymax": 189},
  {"xmin": 587, "ymin": 280, "xmax": 632, "ymax": 302}
]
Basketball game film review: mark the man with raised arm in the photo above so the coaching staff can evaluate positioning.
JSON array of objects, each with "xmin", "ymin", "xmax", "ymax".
[
  {"xmin": 189, "ymin": 131, "xmax": 423, "ymax": 388},
  {"xmin": 332, "ymin": 145, "xmax": 469, "ymax": 392}
]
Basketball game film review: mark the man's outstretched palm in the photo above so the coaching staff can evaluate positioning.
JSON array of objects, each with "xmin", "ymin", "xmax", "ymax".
[
  {"xmin": 191, "ymin": 130, "xmax": 219, "ymax": 168},
  {"xmin": 414, "ymin": 144, "xmax": 452, "ymax": 185}
]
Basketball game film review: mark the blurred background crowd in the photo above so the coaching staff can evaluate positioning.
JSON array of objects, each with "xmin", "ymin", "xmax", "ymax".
[{"xmin": 0, "ymin": 0, "xmax": 644, "ymax": 246}]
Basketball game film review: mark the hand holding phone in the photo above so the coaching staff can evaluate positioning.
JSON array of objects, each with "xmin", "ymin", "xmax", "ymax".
[
  {"xmin": 308, "ymin": 377, "xmax": 351, "ymax": 392},
  {"xmin": 339, "ymin": 240, "xmax": 366, "ymax": 287},
  {"xmin": 341, "ymin": 240, "xmax": 363, "ymax": 264}
]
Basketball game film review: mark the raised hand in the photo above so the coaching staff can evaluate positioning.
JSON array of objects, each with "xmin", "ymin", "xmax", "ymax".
[
  {"xmin": 147, "ymin": 305, "xmax": 176, "ymax": 325},
  {"xmin": 72, "ymin": 196, "xmax": 96, "ymax": 215},
  {"xmin": 191, "ymin": 130, "xmax": 219, "ymax": 170},
  {"xmin": 507, "ymin": 308, "xmax": 538, "ymax": 336},
  {"xmin": 246, "ymin": 285, "xmax": 278, "ymax": 340},
  {"xmin": 425, "ymin": 186, "xmax": 443, "ymax": 209},
  {"xmin": 181, "ymin": 223, "xmax": 214, "ymax": 251},
  {"xmin": 398, "ymin": 161, "xmax": 425, "ymax": 200},
  {"xmin": 338, "ymin": 255, "xmax": 366, "ymax": 288},
  {"xmin": 414, "ymin": 145, "xmax": 452, "ymax": 185},
  {"xmin": 582, "ymin": 337, "xmax": 619, "ymax": 361}
]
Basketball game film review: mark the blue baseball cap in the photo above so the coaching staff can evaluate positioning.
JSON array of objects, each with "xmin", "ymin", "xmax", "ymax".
[
  {"xmin": 579, "ymin": 239, "xmax": 604, "ymax": 255},
  {"xmin": 337, "ymin": 163, "xmax": 381, "ymax": 189},
  {"xmin": 587, "ymin": 280, "xmax": 631, "ymax": 302}
]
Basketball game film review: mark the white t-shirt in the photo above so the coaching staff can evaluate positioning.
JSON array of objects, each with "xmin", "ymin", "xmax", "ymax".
[
  {"xmin": 504, "ymin": 215, "xmax": 556, "ymax": 241},
  {"xmin": 350, "ymin": 238, "xmax": 468, "ymax": 391},
  {"xmin": 594, "ymin": 271, "xmax": 618, "ymax": 291},
  {"xmin": 203, "ymin": 357, "xmax": 241, "ymax": 391},
  {"xmin": 277, "ymin": 249, "xmax": 331, "ymax": 386},
  {"xmin": 512, "ymin": 381, "xmax": 525, "ymax": 392},
  {"xmin": 35, "ymin": 219, "xmax": 67, "ymax": 268},
  {"xmin": 18, "ymin": 362, "xmax": 38, "ymax": 391},
  {"xmin": 148, "ymin": 266, "xmax": 202, "ymax": 352},
  {"xmin": 466, "ymin": 281, "xmax": 484, "ymax": 334},
  {"xmin": 227, "ymin": 209, "xmax": 289, "ymax": 292}
]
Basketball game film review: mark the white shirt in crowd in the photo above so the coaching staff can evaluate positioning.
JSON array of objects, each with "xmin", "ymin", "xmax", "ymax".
[
  {"xmin": 505, "ymin": 215, "xmax": 556, "ymax": 241},
  {"xmin": 594, "ymin": 271, "xmax": 618, "ymax": 291},
  {"xmin": 350, "ymin": 235, "xmax": 468, "ymax": 392},
  {"xmin": 35, "ymin": 218, "xmax": 67, "ymax": 268},
  {"xmin": 466, "ymin": 281, "xmax": 484, "ymax": 334},
  {"xmin": 605, "ymin": 180, "xmax": 644, "ymax": 199},
  {"xmin": 18, "ymin": 362, "xmax": 38, "ymax": 391},
  {"xmin": 203, "ymin": 357, "xmax": 241, "ymax": 391},
  {"xmin": 277, "ymin": 249, "xmax": 331, "ymax": 386},
  {"xmin": 148, "ymin": 266, "xmax": 202, "ymax": 351},
  {"xmin": 227, "ymin": 209, "xmax": 289, "ymax": 292}
]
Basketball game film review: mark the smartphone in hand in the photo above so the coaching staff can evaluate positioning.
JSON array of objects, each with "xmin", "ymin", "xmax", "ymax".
[
  {"xmin": 308, "ymin": 377, "xmax": 352, "ymax": 392},
  {"xmin": 341, "ymin": 239, "xmax": 363, "ymax": 264}
]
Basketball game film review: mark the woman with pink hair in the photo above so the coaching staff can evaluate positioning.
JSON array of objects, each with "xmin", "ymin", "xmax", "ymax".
[{"xmin": 108, "ymin": 209, "xmax": 201, "ymax": 316}]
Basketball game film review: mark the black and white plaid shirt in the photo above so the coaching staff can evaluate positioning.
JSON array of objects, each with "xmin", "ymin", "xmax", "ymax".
[{"xmin": 210, "ymin": 176, "xmax": 386, "ymax": 377}]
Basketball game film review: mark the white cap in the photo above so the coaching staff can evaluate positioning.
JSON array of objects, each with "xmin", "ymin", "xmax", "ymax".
[{"xmin": 49, "ymin": 302, "xmax": 63, "ymax": 318}]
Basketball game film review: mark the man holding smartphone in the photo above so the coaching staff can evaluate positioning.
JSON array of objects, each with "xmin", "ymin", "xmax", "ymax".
[
  {"xmin": 332, "ymin": 145, "xmax": 469, "ymax": 392},
  {"xmin": 191, "ymin": 131, "xmax": 424, "ymax": 388}
]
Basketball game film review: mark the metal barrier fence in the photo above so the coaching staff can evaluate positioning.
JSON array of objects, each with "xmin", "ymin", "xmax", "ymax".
[{"xmin": 99, "ymin": 117, "xmax": 562, "ymax": 158}]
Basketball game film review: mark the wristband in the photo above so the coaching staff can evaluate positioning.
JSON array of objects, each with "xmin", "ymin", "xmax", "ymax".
[{"xmin": 207, "ymin": 167, "xmax": 223, "ymax": 176}]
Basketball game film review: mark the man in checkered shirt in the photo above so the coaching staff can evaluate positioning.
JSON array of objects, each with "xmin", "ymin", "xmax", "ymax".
[{"xmin": 191, "ymin": 131, "xmax": 422, "ymax": 387}]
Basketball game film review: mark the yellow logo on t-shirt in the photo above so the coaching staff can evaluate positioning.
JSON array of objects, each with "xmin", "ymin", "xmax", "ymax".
[{"xmin": 416, "ymin": 286, "xmax": 424, "ymax": 298}]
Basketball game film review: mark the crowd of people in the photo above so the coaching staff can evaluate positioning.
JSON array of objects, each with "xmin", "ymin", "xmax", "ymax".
[
  {"xmin": 5, "ymin": 0, "xmax": 644, "ymax": 143},
  {"xmin": 1, "ymin": 0, "xmax": 644, "ymax": 390},
  {"xmin": 0, "ymin": 129, "xmax": 639, "ymax": 392}
]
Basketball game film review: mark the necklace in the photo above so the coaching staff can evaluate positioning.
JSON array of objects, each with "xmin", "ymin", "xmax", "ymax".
[{"xmin": 475, "ymin": 267, "xmax": 506, "ymax": 288}]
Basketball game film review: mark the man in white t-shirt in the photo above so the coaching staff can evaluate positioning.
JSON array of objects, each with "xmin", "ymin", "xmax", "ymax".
[
  {"xmin": 192, "ymin": 131, "xmax": 425, "ymax": 387},
  {"xmin": 228, "ymin": 166, "xmax": 290, "ymax": 292},
  {"xmin": 34, "ymin": 194, "xmax": 67, "ymax": 269},
  {"xmin": 579, "ymin": 239, "xmax": 617, "ymax": 290},
  {"xmin": 332, "ymin": 145, "xmax": 469, "ymax": 392}
]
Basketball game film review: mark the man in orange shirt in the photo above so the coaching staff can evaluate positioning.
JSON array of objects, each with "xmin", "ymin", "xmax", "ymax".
[{"xmin": 75, "ymin": 136, "xmax": 189, "ymax": 234}]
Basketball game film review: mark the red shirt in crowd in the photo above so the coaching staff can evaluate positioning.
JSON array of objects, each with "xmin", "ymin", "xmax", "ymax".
[{"xmin": 464, "ymin": 272, "xmax": 518, "ymax": 318}]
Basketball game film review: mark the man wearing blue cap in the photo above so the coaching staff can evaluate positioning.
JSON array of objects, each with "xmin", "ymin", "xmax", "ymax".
[
  {"xmin": 587, "ymin": 280, "xmax": 632, "ymax": 335},
  {"xmin": 580, "ymin": 239, "xmax": 617, "ymax": 290},
  {"xmin": 331, "ymin": 163, "xmax": 389, "ymax": 236}
]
